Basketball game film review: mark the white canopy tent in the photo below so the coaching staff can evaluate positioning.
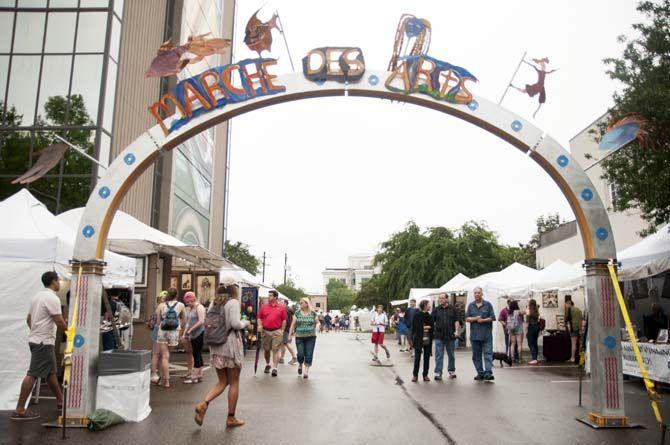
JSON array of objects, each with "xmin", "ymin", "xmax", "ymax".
[
  {"xmin": 0, "ymin": 189, "xmax": 136, "ymax": 410},
  {"xmin": 530, "ymin": 260, "xmax": 584, "ymax": 292},
  {"xmin": 618, "ymin": 224, "xmax": 670, "ymax": 281},
  {"xmin": 439, "ymin": 273, "xmax": 470, "ymax": 293},
  {"xmin": 58, "ymin": 208, "xmax": 235, "ymax": 270},
  {"xmin": 219, "ymin": 267, "xmax": 294, "ymax": 303}
]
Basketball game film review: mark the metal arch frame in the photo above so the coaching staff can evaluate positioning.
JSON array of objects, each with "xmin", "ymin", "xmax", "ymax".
[{"xmin": 68, "ymin": 70, "xmax": 625, "ymax": 423}]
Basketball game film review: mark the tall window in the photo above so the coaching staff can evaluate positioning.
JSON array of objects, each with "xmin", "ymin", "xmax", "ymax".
[{"xmin": 0, "ymin": 0, "xmax": 122, "ymax": 214}]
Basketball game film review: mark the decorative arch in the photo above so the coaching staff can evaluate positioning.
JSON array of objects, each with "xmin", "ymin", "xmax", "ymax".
[{"xmin": 68, "ymin": 70, "xmax": 624, "ymax": 424}]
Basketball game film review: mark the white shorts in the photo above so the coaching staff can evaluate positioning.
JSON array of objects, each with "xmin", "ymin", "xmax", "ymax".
[{"xmin": 157, "ymin": 328, "xmax": 180, "ymax": 347}]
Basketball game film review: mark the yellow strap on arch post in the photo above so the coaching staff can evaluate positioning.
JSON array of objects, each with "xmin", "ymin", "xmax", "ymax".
[
  {"xmin": 62, "ymin": 265, "xmax": 83, "ymax": 385},
  {"xmin": 607, "ymin": 262, "xmax": 664, "ymax": 424}
]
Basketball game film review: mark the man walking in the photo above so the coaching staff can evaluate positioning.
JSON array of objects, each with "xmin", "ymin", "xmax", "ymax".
[
  {"xmin": 465, "ymin": 287, "xmax": 496, "ymax": 381},
  {"xmin": 405, "ymin": 299, "xmax": 419, "ymax": 356},
  {"xmin": 370, "ymin": 305, "xmax": 390, "ymax": 361},
  {"xmin": 432, "ymin": 293, "xmax": 462, "ymax": 380},
  {"xmin": 258, "ymin": 291, "xmax": 287, "ymax": 377},
  {"xmin": 280, "ymin": 299, "xmax": 297, "ymax": 365},
  {"xmin": 11, "ymin": 271, "xmax": 67, "ymax": 420}
]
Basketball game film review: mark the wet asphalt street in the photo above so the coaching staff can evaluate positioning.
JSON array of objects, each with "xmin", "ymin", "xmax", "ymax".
[{"xmin": 2, "ymin": 331, "xmax": 669, "ymax": 445}]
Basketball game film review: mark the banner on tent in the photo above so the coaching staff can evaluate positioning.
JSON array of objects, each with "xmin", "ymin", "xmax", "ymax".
[{"xmin": 621, "ymin": 341, "xmax": 670, "ymax": 383}]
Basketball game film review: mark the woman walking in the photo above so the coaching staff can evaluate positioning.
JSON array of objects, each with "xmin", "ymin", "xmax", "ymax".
[
  {"xmin": 410, "ymin": 300, "xmax": 433, "ymax": 382},
  {"xmin": 397, "ymin": 308, "xmax": 409, "ymax": 351},
  {"xmin": 149, "ymin": 291, "xmax": 167, "ymax": 384},
  {"xmin": 182, "ymin": 291, "xmax": 206, "ymax": 383},
  {"xmin": 507, "ymin": 300, "xmax": 524, "ymax": 364},
  {"xmin": 290, "ymin": 297, "xmax": 320, "ymax": 379},
  {"xmin": 195, "ymin": 283, "xmax": 248, "ymax": 428},
  {"xmin": 526, "ymin": 299, "xmax": 541, "ymax": 365},
  {"xmin": 155, "ymin": 287, "xmax": 186, "ymax": 388}
]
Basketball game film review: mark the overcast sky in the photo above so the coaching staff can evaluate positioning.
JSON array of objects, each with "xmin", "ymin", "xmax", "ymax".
[{"xmin": 226, "ymin": 0, "xmax": 640, "ymax": 293}]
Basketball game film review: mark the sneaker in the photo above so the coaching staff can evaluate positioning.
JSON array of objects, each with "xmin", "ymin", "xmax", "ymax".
[
  {"xmin": 298, "ymin": 366, "xmax": 302, "ymax": 375},
  {"xmin": 411, "ymin": 376, "xmax": 418, "ymax": 382},
  {"xmin": 150, "ymin": 374, "xmax": 160, "ymax": 384},
  {"xmin": 264, "ymin": 365, "xmax": 271, "ymax": 374},
  {"xmin": 271, "ymin": 369, "xmax": 278, "ymax": 377},
  {"xmin": 434, "ymin": 374, "xmax": 442, "ymax": 381},
  {"xmin": 484, "ymin": 373, "xmax": 495, "ymax": 381},
  {"xmin": 289, "ymin": 358, "xmax": 298, "ymax": 365},
  {"xmin": 448, "ymin": 372, "xmax": 457, "ymax": 379},
  {"xmin": 474, "ymin": 374, "xmax": 484, "ymax": 381},
  {"xmin": 386, "ymin": 351, "xmax": 391, "ymax": 359},
  {"xmin": 279, "ymin": 359, "xmax": 285, "ymax": 364},
  {"xmin": 529, "ymin": 360, "xmax": 538, "ymax": 365},
  {"xmin": 423, "ymin": 376, "xmax": 430, "ymax": 382}
]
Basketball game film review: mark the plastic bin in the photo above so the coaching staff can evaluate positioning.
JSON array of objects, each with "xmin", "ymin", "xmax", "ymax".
[{"xmin": 98, "ymin": 349, "xmax": 151, "ymax": 375}]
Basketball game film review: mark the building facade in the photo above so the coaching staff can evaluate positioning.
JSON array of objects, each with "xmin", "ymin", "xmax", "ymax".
[
  {"xmin": 0, "ymin": 0, "xmax": 235, "ymax": 319},
  {"xmin": 322, "ymin": 253, "xmax": 380, "ymax": 291},
  {"xmin": 536, "ymin": 114, "xmax": 647, "ymax": 266},
  {"xmin": 308, "ymin": 294, "xmax": 327, "ymax": 313}
]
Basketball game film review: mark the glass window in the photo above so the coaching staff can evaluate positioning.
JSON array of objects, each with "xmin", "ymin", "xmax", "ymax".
[
  {"xmin": 113, "ymin": 0, "xmax": 123, "ymax": 18},
  {"xmin": 102, "ymin": 57, "xmax": 116, "ymax": 131},
  {"xmin": 0, "ymin": 13, "xmax": 14, "ymax": 53},
  {"xmin": 174, "ymin": 149, "xmax": 211, "ymax": 213},
  {"xmin": 14, "ymin": 13, "xmax": 45, "ymax": 53},
  {"xmin": 49, "ymin": 0, "xmax": 79, "ymax": 7},
  {"xmin": 37, "ymin": 55, "xmax": 72, "ymax": 124},
  {"xmin": 0, "ymin": 56, "xmax": 8, "ymax": 104},
  {"xmin": 17, "ymin": 0, "xmax": 46, "ymax": 6},
  {"xmin": 59, "ymin": 177, "xmax": 92, "ymax": 213},
  {"xmin": 109, "ymin": 15, "xmax": 120, "ymax": 62},
  {"xmin": 0, "ymin": 1, "xmax": 16, "ymax": 7},
  {"xmin": 79, "ymin": 0, "xmax": 109, "ymax": 6},
  {"xmin": 63, "ymin": 128, "xmax": 94, "ymax": 174},
  {"xmin": 6, "ymin": 55, "xmax": 40, "ymax": 126},
  {"xmin": 99, "ymin": 131, "xmax": 110, "ymax": 167},
  {"xmin": 76, "ymin": 12, "xmax": 107, "ymax": 53},
  {"xmin": 44, "ymin": 12, "xmax": 77, "ymax": 53},
  {"xmin": 71, "ymin": 54, "xmax": 102, "ymax": 122}
]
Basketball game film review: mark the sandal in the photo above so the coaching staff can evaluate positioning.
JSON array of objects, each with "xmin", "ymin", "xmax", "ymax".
[
  {"xmin": 183, "ymin": 378, "xmax": 198, "ymax": 384},
  {"xmin": 226, "ymin": 416, "xmax": 245, "ymax": 428},
  {"xmin": 194, "ymin": 401, "xmax": 209, "ymax": 426},
  {"xmin": 10, "ymin": 409, "xmax": 40, "ymax": 421}
]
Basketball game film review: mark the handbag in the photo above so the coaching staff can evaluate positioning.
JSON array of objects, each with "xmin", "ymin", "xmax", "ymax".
[{"xmin": 538, "ymin": 317, "xmax": 546, "ymax": 331}]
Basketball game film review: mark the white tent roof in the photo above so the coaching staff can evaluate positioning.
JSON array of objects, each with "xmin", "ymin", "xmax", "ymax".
[
  {"xmin": 618, "ymin": 224, "xmax": 670, "ymax": 280},
  {"xmin": 0, "ymin": 189, "xmax": 135, "ymax": 288},
  {"xmin": 58, "ymin": 208, "xmax": 234, "ymax": 270},
  {"xmin": 219, "ymin": 267, "xmax": 294, "ymax": 303},
  {"xmin": 530, "ymin": 260, "xmax": 584, "ymax": 291},
  {"xmin": 408, "ymin": 288, "xmax": 438, "ymax": 301},
  {"xmin": 482, "ymin": 262, "xmax": 541, "ymax": 295},
  {"xmin": 438, "ymin": 273, "xmax": 470, "ymax": 293}
]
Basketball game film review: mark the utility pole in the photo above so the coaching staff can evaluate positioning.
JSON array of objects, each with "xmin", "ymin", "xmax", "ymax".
[
  {"xmin": 283, "ymin": 253, "xmax": 288, "ymax": 285},
  {"xmin": 262, "ymin": 252, "xmax": 266, "ymax": 283}
]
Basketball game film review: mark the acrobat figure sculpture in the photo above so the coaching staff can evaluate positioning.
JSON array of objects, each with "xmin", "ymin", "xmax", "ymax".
[{"xmin": 510, "ymin": 57, "xmax": 557, "ymax": 118}]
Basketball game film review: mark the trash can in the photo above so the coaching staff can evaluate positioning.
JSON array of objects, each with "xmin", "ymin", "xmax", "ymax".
[{"xmin": 96, "ymin": 350, "xmax": 152, "ymax": 422}]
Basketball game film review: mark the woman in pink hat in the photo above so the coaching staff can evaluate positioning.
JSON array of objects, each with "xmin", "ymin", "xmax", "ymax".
[{"xmin": 182, "ymin": 291, "xmax": 207, "ymax": 383}]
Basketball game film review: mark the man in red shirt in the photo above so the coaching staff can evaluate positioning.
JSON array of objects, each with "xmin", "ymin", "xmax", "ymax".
[{"xmin": 258, "ymin": 290, "xmax": 287, "ymax": 377}]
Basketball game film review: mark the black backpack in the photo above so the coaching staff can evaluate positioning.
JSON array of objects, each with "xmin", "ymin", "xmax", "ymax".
[
  {"xmin": 160, "ymin": 302, "xmax": 180, "ymax": 331},
  {"xmin": 204, "ymin": 302, "xmax": 229, "ymax": 346}
]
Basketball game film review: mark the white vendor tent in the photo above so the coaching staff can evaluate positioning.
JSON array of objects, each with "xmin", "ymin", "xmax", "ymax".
[
  {"xmin": 618, "ymin": 224, "xmax": 670, "ymax": 281},
  {"xmin": 439, "ymin": 273, "xmax": 470, "ymax": 293},
  {"xmin": 58, "ymin": 208, "xmax": 234, "ymax": 270},
  {"xmin": 0, "ymin": 189, "xmax": 136, "ymax": 410},
  {"xmin": 530, "ymin": 260, "xmax": 584, "ymax": 292}
]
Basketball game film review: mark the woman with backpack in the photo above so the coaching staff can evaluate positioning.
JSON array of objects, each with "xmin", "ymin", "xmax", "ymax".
[
  {"xmin": 155, "ymin": 287, "xmax": 186, "ymax": 388},
  {"xmin": 182, "ymin": 291, "xmax": 207, "ymax": 383},
  {"xmin": 195, "ymin": 283, "xmax": 248, "ymax": 428},
  {"xmin": 507, "ymin": 300, "xmax": 524, "ymax": 364}
]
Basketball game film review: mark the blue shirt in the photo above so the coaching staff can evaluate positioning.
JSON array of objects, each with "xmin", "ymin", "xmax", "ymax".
[{"xmin": 465, "ymin": 300, "xmax": 496, "ymax": 341}]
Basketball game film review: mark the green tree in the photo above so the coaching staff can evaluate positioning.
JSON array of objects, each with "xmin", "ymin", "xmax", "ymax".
[
  {"xmin": 354, "ymin": 275, "xmax": 384, "ymax": 309},
  {"xmin": 598, "ymin": 0, "xmax": 670, "ymax": 233},
  {"xmin": 514, "ymin": 214, "xmax": 563, "ymax": 267},
  {"xmin": 275, "ymin": 279, "xmax": 308, "ymax": 302},
  {"xmin": 326, "ymin": 278, "xmax": 356, "ymax": 311},
  {"xmin": 223, "ymin": 240, "xmax": 260, "ymax": 275},
  {"xmin": 0, "ymin": 95, "xmax": 95, "ymax": 213}
]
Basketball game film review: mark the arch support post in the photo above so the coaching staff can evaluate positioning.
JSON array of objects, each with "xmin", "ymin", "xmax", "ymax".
[
  {"xmin": 65, "ymin": 260, "xmax": 105, "ymax": 420},
  {"xmin": 583, "ymin": 260, "xmax": 628, "ymax": 427}
]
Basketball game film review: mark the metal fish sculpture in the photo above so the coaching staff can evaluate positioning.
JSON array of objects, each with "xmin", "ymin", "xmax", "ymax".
[
  {"xmin": 145, "ymin": 33, "xmax": 231, "ymax": 78},
  {"xmin": 599, "ymin": 116, "xmax": 648, "ymax": 151},
  {"xmin": 244, "ymin": 9, "xmax": 279, "ymax": 56},
  {"xmin": 12, "ymin": 143, "xmax": 68, "ymax": 184}
]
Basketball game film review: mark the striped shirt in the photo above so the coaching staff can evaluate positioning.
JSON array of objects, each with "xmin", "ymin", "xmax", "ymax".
[{"xmin": 294, "ymin": 310, "xmax": 317, "ymax": 337}]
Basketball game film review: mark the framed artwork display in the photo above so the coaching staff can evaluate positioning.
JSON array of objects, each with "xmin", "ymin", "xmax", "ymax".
[
  {"xmin": 556, "ymin": 314, "xmax": 566, "ymax": 331},
  {"xmin": 657, "ymin": 329, "xmax": 669, "ymax": 344},
  {"xmin": 170, "ymin": 276, "xmax": 179, "ymax": 290},
  {"xmin": 542, "ymin": 291, "xmax": 558, "ymax": 308},
  {"xmin": 132, "ymin": 291, "xmax": 143, "ymax": 320},
  {"xmin": 134, "ymin": 256, "xmax": 147, "ymax": 287},
  {"xmin": 197, "ymin": 275, "xmax": 216, "ymax": 304},
  {"xmin": 181, "ymin": 273, "xmax": 192, "ymax": 290}
]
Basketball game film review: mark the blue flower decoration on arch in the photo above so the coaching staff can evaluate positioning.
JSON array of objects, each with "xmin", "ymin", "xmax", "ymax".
[
  {"xmin": 98, "ymin": 186, "xmax": 111, "ymax": 199},
  {"xmin": 124, "ymin": 153, "xmax": 136, "ymax": 165},
  {"xmin": 581, "ymin": 188, "xmax": 593, "ymax": 201},
  {"xmin": 467, "ymin": 100, "xmax": 479, "ymax": 111},
  {"xmin": 74, "ymin": 334, "xmax": 85, "ymax": 348},
  {"xmin": 511, "ymin": 120, "xmax": 523, "ymax": 132},
  {"xmin": 314, "ymin": 79, "xmax": 325, "ymax": 86},
  {"xmin": 603, "ymin": 335, "xmax": 616, "ymax": 350},
  {"xmin": 368, "ymin": 75, "xmax": 379, "ymax": 86},
  {"xmin": 82, "ymin": 225, "xmax": 95, "ymax": 238},
  {"xmin": 596, "ymin": 227, "xmax": 609, "ymax": 241},
  {"xmin": 557, "ymin": 155, "xmax": 569, "ymax": 168}
]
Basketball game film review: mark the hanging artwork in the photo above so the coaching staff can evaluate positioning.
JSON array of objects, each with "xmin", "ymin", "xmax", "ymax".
[
  {"xmin": 388, "ymin": 14, "xmax": 431, "ymax": 71},
  {"xmin": 12, "ymin": 143, "xmax": 68, "ymax": 184},
  {"xmin": 181, "ymin": 273, "xmax": 192, "ymax": 290},
  {"xmin": 509, "ymin": 57, "xmax": 558, "ymax": 118},
  {"xmin": 197, "ymin": 275, "xmax": 216, "ymax": 304},
  {"xmin": 170, "ymin": 276, "xmax": 179, "ymax": 290},
  {"xmin": 599, "ymin": 116, "xmax": 648, "ymax": 151},
  {"xmin": 145, "ymin": 33, "xmax": 231, "ymax": 78},
  {"xmin": 244, "ymin": 9, "xmax": 279, "ymax": 56},
  {"xmin": 542, "ymin": 290, "xmax": 559, "ymax": 308}
]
